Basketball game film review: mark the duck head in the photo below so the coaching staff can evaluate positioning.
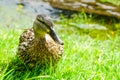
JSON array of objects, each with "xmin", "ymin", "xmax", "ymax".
[{"xmin": 33, "ymin": 14, "xmax": 64, "ymax": 45}]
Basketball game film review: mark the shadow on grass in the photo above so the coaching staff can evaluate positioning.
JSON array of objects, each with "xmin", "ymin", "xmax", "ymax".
[{"xmin": 2, "ymin": 56, "xmax": 54, "ymax": 80}]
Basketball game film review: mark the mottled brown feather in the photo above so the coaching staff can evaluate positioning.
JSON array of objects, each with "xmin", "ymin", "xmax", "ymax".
[{"xmin": 17, "ymin": 28, "xmax": 63, "ymax": 68}]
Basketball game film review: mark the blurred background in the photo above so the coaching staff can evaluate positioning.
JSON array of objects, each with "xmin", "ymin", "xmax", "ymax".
[{"xmin": 0, "ymin": 0, "xmax": 120, "ymax": 29}]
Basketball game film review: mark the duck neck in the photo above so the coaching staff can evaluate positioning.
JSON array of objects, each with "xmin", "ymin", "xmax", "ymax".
[{"xmin": 34, "ymin": 32, "xmax": 46, "ymax": 38}]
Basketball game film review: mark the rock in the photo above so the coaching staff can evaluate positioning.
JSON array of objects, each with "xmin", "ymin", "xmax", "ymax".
[{"xmin": 45, "ymin": 0, "xmax": 120, "ymax": 19}]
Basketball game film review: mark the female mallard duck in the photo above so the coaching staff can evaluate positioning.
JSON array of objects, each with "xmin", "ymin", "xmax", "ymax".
[{"xmin": 17, "ymin": 14, "xmax": 64, "ymax": 68}]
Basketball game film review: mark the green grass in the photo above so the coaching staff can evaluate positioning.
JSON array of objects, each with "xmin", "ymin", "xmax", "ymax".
[
  {"xmin": 100, "ymin": 0, "xmax": 120, "ymax": 6},
  {"xmin": 0, "ymin": 13, "xmax": 120, "ymax": 80}
]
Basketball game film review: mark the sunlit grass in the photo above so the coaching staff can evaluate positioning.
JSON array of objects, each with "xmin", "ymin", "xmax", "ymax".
[
  {"xmin": 0, "ymin": 13, "xmax": 120, "ymax": 79},
  {"xmin": 100, "ymin": 0, "xmax": 120, "ymax": 6}
]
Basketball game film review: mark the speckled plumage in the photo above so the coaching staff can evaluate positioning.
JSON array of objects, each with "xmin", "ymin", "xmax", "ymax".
[{"xmin": 17, "ymin": 14, "xmax": 63, "ymax": 68}]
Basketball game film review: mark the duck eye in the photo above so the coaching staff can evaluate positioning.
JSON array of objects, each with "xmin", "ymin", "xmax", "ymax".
[{"xmin": 37, "ymin": 17, "xmax": 43, "ymax": 22}]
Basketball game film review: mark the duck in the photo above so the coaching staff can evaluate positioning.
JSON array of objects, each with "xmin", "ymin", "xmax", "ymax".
[{"xmin": 17, "ymin": 14, "xmax": 64, "ymax": 68}]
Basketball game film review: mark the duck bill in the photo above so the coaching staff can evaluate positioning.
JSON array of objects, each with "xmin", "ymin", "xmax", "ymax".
[{"xmin": 50, "ymin": 28, "xmax": 64, "ymax": 45}]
